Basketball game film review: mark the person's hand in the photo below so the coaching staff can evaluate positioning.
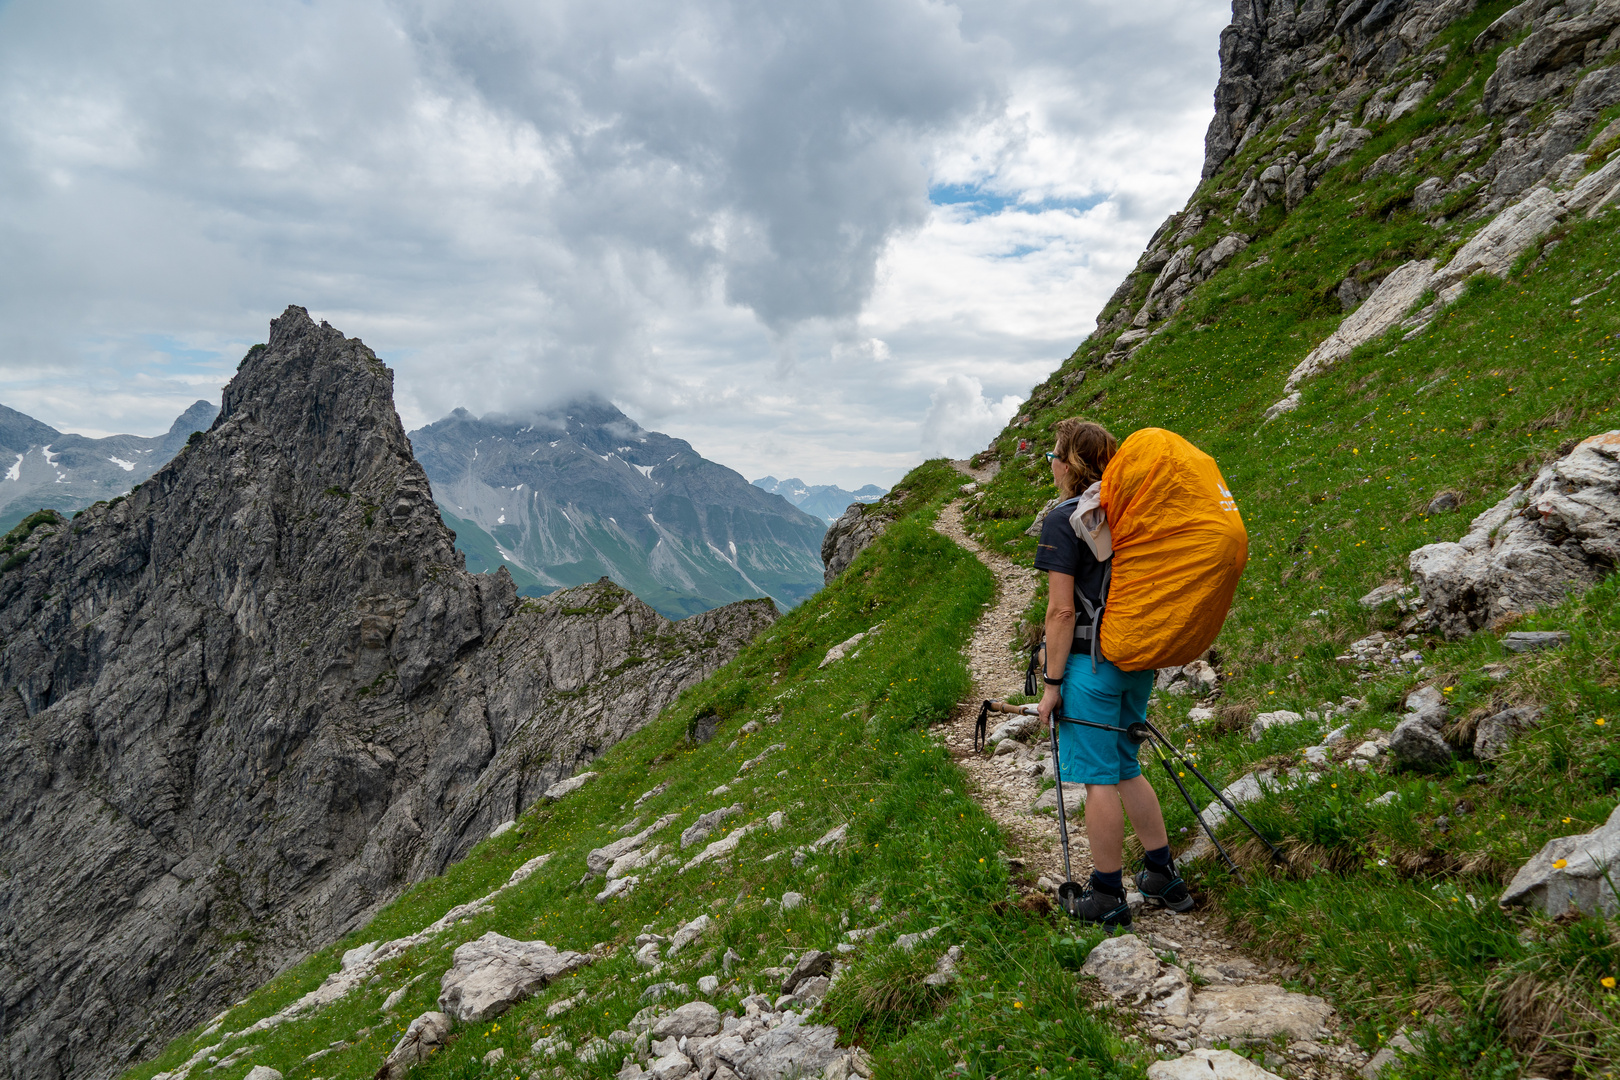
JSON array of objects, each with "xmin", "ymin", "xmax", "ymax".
[{"xmin": 1037, "ymin": 683, "xmax": 1061, "ymax": 729}]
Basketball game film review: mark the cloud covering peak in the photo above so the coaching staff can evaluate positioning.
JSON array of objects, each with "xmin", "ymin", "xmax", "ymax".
[{"xmin": 0, "ymin": 0, "xmax": 1225, "ymax": 483}]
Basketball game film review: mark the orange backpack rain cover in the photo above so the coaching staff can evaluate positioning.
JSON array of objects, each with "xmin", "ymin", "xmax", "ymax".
[{"xmin": 1098, "ymin": 428, "xmax": 1248, "ymax": 671}]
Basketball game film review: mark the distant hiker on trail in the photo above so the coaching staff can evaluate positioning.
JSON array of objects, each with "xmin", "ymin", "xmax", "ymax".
[{"xmin": 1034, "ymin": 418, "xmax": 1193, "ymax": 927}]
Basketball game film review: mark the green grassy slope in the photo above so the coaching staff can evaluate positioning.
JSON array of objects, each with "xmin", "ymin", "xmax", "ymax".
[
  {"xmin": 958, "ymin": 7, "xmax": 1620, "ymax": 1074},
  {"xmin": 123, "ymin": 463, "xmax": 1153, "ymax": 1080},
  {"xmin": 122, "ymin": 9, "xmax": 1620, "ymax": 1080}
]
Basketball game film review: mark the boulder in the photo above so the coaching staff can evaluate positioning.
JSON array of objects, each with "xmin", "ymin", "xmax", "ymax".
[
  {"xmin": 1473, "ymin": 706, "xmax": 1541, "ymax": 760},
  {"xmin": 819, "ymin": 631, "xmax": 868, "ymax": 669},
  {"xmin": 1190, "ymin": 984, "xmax": 1333, "ymax": 1043},
  {"xmin": 1285, "ymin": 259, "xmax": 1436, "ymax": 390},
  {"xmin": 1359, "ymin": 582, "xmax": 1413, "ymax": 607},
  {"xmin": 1360, "ymin": 1032, "xmax": 1418, "ymax": 1080},
  {"xmin": 1249, "ymin": 710, "xmax": 1304, "ymax": 741},
  {"xmin": 1404, "ymin": 686, "xmax": 1448, "ymax": 726},
  {"xmin": 437, "ymin": 933, "xmax": 593, "ymax": 1022},
  {"xmin": 719, "ymin": 1018, "xmax": 843, "ymax": 1080},
  {"xmin": 1502, "ymin": 631, "xmax": 1571, "ymax": 653},
  {"xmin": 589, "ymin": 813, "xmax": 680, "ymax": 873},
  {"xmin": 650, "ymin": 1050, "xmax": 694, "ymax": 1079},
  {"xmin": 543, "ymin": 772, "xmax": 600, "ymax": 802},
  {"xmin": 1411, "ymin": 432, "xmax": 1620, "ymax": 638},
  {"xmin": 652, "ymin": 1001, "xmax": 723, "ymax": 1039},
  {"xmin": 376, "ymin": 1011, "xmax": 451, "ymax": 1080},
  {"xmin": 1500, "ymin": 802, "xmax": 1620, "ymax": 918},
  {"xmin": 781, "ymin": 950, "xmax": 833, "ymax": 994},
  {"xmin": 667, "ymin": 915, "xmax": 713, "ymax": 956},
  {"xmin": 1032, "ymin": 784, "xmax": 1086, "ymax": 816},
  {"xmin": 1148, "ymin": 1049, "xmax": 1284, "ymax": 1080},
  {"xmin": 682, "ymin": 805, "xmax": 744, "ymax": 848},
  {"xmin": 1079, "ymin": 934, "xmax": 1162, "ymax": 997},
  {"xmin": 243, "ymin": 1070, "xmax": 283, "ymax": 1080},
  {"xmin": 1389, "ymin": 717, "xmax": 1452, "ymax": 768}
]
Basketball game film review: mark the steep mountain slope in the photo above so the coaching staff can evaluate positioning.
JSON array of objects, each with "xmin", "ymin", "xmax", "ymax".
[
  {"xmin": 114, "ymin": 5, "xmax": 1620, "ymax": 1080},
  {"xmin": 408, "ymin": 406, "xmax": 827, "ymax": 619},
  {"xmin": 0, "ymin": 400, "xmax": 218, "ymax": 532},
  {"xmin": 0, "ymin": 308, "xmax": 774, "ymax": 1080},
  {"xmin": 750, "ymin": 476, "xmax": 888, "ymax": 523}
]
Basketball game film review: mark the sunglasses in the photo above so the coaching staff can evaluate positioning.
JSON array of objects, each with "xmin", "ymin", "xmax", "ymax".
[{"xmin": 1044, "ymin": 451, "xmax": 1057, "ymax": 462}]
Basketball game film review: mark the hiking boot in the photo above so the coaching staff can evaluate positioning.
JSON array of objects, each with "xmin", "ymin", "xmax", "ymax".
[
  {"xmin": 1060, "ymin": 885, "xmax": 1132, "ymax": 929},
  {"xmin": 1135, "ymin": 863, "xmax": 1194, "ymax": 912}
]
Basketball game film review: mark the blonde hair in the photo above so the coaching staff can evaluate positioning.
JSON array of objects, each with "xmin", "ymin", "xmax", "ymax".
[{"xmin": 1052, "ymin": 419, "xmax": 1118, "ymax": 499}]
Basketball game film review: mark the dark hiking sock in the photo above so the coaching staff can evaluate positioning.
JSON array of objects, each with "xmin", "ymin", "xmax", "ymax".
[
  {"xmin": 1090, "ymin": 869, "xmax": 1124, "ymax": 895},
  {"xmin": 1144, "ymin": 845, "xmax": 1173, "ymax": 872}
]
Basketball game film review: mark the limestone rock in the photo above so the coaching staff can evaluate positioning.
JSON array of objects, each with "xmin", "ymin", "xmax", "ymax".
[
  {"xmin": 781, "ymin": 950, "xmax": 833, "ymax": 994},
  {"xmin": 1360, "ymin": 1032, "xmax": 1418, "ymax": 1079},
  {"xmin": 1502, "ymin": 631, "xmax": 1571, "ymax": 653},
  {"xmin": 719, "ymin": 1018, "xmax": 843, "ymax": 1080},
  {"xmin": 1080, "ymin": 934, "xmax": 1162, "ymax": 997},
  {"xmin": 243, "ymin": 1070, "xmax": 284, "ymax": 1080},
  {"xmin": 543, "ymin": 773, "xmax": 600, "ymax": 802},
  {"xmin": 652, "ymin": 1001, "xmax": 722, "ymax": 1039},
  {"xmin": 0, "ymin": 308, "xmax": 773, "ymax": 1080},
  {"xmin": 1249, "ymin": 710, "xmax": 1304, "ymax": 741},
  {"xmin": 1390, "ymin": 717, "xmax": 1452, "ymax": 768},
  {"xmin": 821, "ymin": 504, "xmax": 889, "ymax": 584},
  {"xmin": 1411, "ymin": 432, "xmax": 1620, "ymax": 638},
  {"xmin": 437, "ymin": 932, "xmax": 593, "ymax": 1022},
  {"xmin": 682, "ymin": 805, "xmax": 744, "ymax": 848},
  {"xmin": 1190, "ymin": 984, "xmax": 1333, "ymax": 1043},
  {"xmin": 1501, "ymin": 802, "xmax": 1620, "ymax": 918},
  {"xmin": 1473, "ymin": 706, "xmax": 1541, "ymax": 760},
  {"xmin": 1148, "ymin": 1048, "xmax": 1284, "ymax": 1080},
  {"xmin": 590, "ymin": 814, "xmax": 680, "ymax": 873},
  {"xmin": 376, "ymin": 1011, "xmax": 451, "ymax": 1080},
  {"xmin": 667, "ymin": 915, "xmax": 713, "ymax": 956},
  {"xmin": 1032, "ymin": 784, "xmax": 1085, "ymax": 816},
  {"xmin": 1284, "ymin": 259, "xmax": 1436, "ymax": 390}
]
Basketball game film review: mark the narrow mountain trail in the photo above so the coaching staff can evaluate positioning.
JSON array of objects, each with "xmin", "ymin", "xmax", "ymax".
[{"xmin": 932, "ymin": 497, "xmax": 1374, "ymax": 1079}]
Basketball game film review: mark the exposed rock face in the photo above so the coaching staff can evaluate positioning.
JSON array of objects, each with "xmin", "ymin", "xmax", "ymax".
[
  {"xmin": 1500, "ymin": 800, "xmax": 1620, "ymax": 918},
  {"xmin": 1089, "ymin": 0, "xmax": 1620, "ymax": 368},
  {"xmin": 820, "ymin": 502, "xmax": 890, "ymax": 583},
  {"xmin": 1410, "ymin": 431, "xmax": 1619, "ymax": 638},
  {"xmin": 0, "ymin": 307, "xmax": 774, "ymax": 1080},
  {"xmin": 437, "ymin": 932, "xmax": 593, "ymax": 1023},
  {"xmin": 410, "ymin": 405, "xmax": 826, "ymax": 617}
]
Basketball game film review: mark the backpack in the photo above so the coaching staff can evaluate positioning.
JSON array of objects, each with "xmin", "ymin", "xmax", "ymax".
[{"xmin": 1095, "ymin": 428, "xmax": 1248, "ymax": 672}]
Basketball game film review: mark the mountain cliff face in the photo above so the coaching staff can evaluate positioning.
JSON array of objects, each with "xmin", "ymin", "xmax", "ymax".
[
  {"xmin": 0, "ymin": 400, "xmax": 218, "ymax": 532},
  {"xmin": 0, "ymin": 308, "xmax": 774, "ymax": 1080},
  {"xmin": 408, "ymin": 405, "xmax": 827, "ymax": 619}
]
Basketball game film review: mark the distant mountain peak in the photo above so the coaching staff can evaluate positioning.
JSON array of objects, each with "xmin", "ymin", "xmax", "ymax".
[
  {"xmin": 751, "ymin": 475, "xmax": 888, "ymax": 524},
  {"xmin": 410, "ymin": 404, "xmax": 826, "ymax": 617}
]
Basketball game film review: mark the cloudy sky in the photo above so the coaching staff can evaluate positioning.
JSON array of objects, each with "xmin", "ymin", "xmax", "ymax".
[{"xmin": 0, "ymin": 0, "xmax": 1227, "ymax": 488}]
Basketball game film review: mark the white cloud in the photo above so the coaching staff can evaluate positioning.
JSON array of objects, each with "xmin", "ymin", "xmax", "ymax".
[
  {"xmin": 919, "ymin": 374, "xmax": 1023, "ymax": 460},
  {"xmin": 0, "ymin": 0, "xmax": 1227, "ymax": 487}
]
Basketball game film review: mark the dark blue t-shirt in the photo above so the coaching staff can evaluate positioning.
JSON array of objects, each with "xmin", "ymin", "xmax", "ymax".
[{"xmin": 1033, "ymin": 499, "xmax": 1110, "ymax": 631}]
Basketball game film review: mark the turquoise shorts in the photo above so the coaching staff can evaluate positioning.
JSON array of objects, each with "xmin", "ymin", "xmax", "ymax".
[{"xmin": 1054, "ymin": 657, "xmax": 1154, "ymax": 785}]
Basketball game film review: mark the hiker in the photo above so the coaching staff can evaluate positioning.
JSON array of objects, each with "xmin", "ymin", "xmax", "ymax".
[{"xmin": 1034, "ymin": 418, "xmax": 1193, "ymax": 926}]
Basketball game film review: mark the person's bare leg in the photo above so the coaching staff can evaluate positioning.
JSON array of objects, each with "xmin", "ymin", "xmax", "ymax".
[
  {"xmin": 1084, "ymin": 784, "xmax": 1124, "ymax": 873},
  {"xmin": 1118, "ymin": 774, "xmax": 1169, "ymax": 851}
]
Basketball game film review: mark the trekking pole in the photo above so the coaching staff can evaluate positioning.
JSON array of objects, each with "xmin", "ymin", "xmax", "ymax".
[
  {"xmin": 1047, "ymin": 717, "xmax": 1084, "ymax": 916},
  {"xmin": 979, "ymin": 701, "xmax": 1083, "ymax": 913},
  {"xmin": 1139, "ymin": 719, "xmax": 1286, "ymax": 866},
  {"xmin": 1138, "ymin": 737, "xmax": 1243, "ymax": 876}
]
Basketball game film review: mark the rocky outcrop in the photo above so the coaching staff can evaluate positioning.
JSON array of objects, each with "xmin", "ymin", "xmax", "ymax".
[
  {"xmin": 820, "ymin": 502, "xmax": 890, "ymax": 583},
  {"xmin": 1409, "ymin": 430, "xmax": 1619, "ymax": 638},
  {"xmin": 1500, "ymin": 801, "xmax": 1620, "ymax": 918},
  {"xmin": 437, "ymin": 933, "xmax": 593, "ymax": 1023},
  {"xmin": 0, "ymin": 307, "xmax": 774, "ymax": 1080}
]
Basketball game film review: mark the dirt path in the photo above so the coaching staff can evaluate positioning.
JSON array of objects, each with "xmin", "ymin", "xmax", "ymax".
[{"xmin": 931, "ymin": 497, "xmax": 1371, "ymax": 1078}]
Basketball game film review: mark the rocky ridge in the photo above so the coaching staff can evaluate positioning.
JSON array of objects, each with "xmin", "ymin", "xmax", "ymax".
[
  {"xmin": 410, "ymin": 405, "xmax": 826, "ymax": 619},
  {"xmin": 0, "ymin": 308, "xmax": 774, "ymax": 1080}
]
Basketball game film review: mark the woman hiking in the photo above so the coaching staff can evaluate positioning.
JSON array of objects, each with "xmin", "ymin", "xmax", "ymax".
[{"xmin": 1033, "ymin": 418, "xmax": 1193, "ymax": 928}]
